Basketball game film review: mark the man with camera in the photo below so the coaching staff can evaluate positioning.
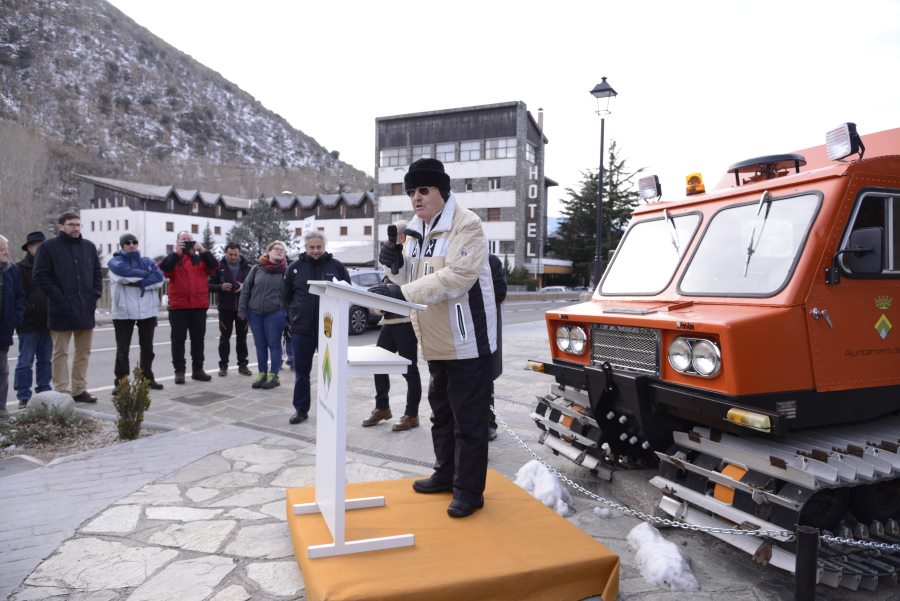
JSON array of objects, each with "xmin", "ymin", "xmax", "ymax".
[{"xmin": 159, "ymin": 231, "xmax": 218, "ymax": 384}]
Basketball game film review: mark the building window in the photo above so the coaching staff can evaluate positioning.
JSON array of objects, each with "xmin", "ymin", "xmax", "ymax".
[
  {"xmin": 294, "ymin": 206, "xmax": 300, "ymax": 217},
  {"xmin": 192, "ymin": 201, "xmax": 199, "ymax": 214},
  {"xmin": 91, "ymin": 221, "xmax": 95, "ymax": 231},
  {"xmin": 167, "ymin": 199, "xmax": 174, "ymax": 210},
  {"xmin": 191, "ymin": 224, "xmax": 199, "ymax": 234},
  {"xmin": 435, "ymin": 143, "xmax": 456, "ymax": 162},
  {"xmin": 295, "ymin": 227, "xmax": 302, "ymax": 236},
  {"xmin": 411, "ymin": 144, "xmax": 432, "ymax": 162},
  {"xmin": 166, "ymin": 244, "xmax": 174, "ymax": 254},
  {"xmin": 460, "ymin": 140, "xmax": 481, "ymax": 161},
  {"xmin": 364, "ymin": 225, "xmax": 372, "ymax": 236},
  {"xmin": 107, "ymin": 220, "xmax": 111, "ymax": 230},
  {"xmin": 465, "ymin": 178, "xmax": 473, "ymax": 192},
  {"xmin": 214, "ymin": 226, "xmax": 221, "ymax": 235},
  {"xmin": 318, "ymin": 227, "xmax": 325, "ymax": 232},
  {"xmin": 526, "ymin": 142, "xmax": 536, "ymax": 163},
  {"xmin": 317, "ymin": 205, "xmax": 323, "ymax": 217},
  {"xmin": 485, "ymin": 138, "xmax": 516, "ymax": 159},
  {"xmin": 340, "ymin": 205, "xmax": 346, "ymax": 218},
  {"xmin": 237, "ymin": 211, "xmax": 243, "ymax": 219},
  {"xmin": 391, "ymin": 183, "xmax": 403, "ymax": 196},
  {"xmin": 124, "ymin": 219, "xmax": 129, "ymax": 229},
  {"xmin": 166, "ymin": 222, "xmax": 174, "ymax": 232},
  {"xmin": 116, "ymin": 220, "xmax": 119, "ymax": 229},
  {"xmin": 340, "ymin": 226, "xmax": 348, "ymax": 236},
  {"xmin": 215, "ymin": 205, "xmax": 222, "ymax": 217},
  {"xmin": 391, "ymin": 211, "xmax": 403, "ymax": 223},
  {"xmin": 487, "ymin": 208, "xmax": 501, "ymax": 221},
  {"xmin": 107, "ymin": 243, "xmax": 112, "ymax": 254},
  {"xmin": 380, "ymin": 147, "xmax": 410, "ymax": 167},
  {"xmin": 489, "ymin": 177, "xmax": 501, "ymax": 191}
]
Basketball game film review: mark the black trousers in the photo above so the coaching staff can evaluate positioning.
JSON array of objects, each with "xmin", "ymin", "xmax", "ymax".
[
  {"xmin": 427, "ymin": 355, "xmax": 492, "ymax": 505},
  {"xmin": 374, "ymin": 322, "xmax": 421, "ymax": 417},
  {"xmin": 113, "ymin": 318, "xmax": 157, "ymax": 383},
  {"xmin": 218, "ymin": 309, "xmax": 249, "ymax": 369},
  {"xmin": 170, "ymin": 308, "xmax": 207, "ymax": 372}
]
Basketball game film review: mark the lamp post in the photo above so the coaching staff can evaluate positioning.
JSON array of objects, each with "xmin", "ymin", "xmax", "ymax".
[{"xmin": 590, "ymin": 77, "xmax": 617, "ymax": 287}]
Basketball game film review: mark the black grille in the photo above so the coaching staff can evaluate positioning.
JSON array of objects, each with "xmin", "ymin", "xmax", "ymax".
[{"xmin": 591, "ymin": 324, "xmax": 660, "ymax": 374}]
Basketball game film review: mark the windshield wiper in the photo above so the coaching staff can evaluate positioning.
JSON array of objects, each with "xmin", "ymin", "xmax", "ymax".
[
  {"xmin": 664, "ymin": 209, "xmax": 681, "ymax": 255},
  {"xmin": 743, "ymin": 190, "xmax": 772, "ymax": 276}
]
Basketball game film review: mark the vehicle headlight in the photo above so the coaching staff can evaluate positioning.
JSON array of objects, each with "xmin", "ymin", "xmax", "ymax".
[
  {"xmin": 668, "ymin": 336, "xmax": 721, "ymax": 377},
  {"xmin": 667, "ymin": 338, "xmax": 693, "ymax": 372},
  {"xmin": 555, "ymin": 325, "xmax": 588, "ymax": 355},
  {"xmin": 691, "ymin": 339, "xmax": 721, "ymax": 377}
]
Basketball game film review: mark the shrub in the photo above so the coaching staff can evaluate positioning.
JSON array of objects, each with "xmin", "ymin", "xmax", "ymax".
[
  {"xmin": 113, "ymin": 368, "xmax": 152, "ymax": 440},
  {"xmin": 0, "ymin": 406, "xmax": 94, "ymax": 448}
]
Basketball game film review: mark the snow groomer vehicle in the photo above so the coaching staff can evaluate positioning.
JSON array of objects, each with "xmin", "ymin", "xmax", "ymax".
[{"xmin": 530, "ymin": 123, "xmax": 900, "ymax": 589}]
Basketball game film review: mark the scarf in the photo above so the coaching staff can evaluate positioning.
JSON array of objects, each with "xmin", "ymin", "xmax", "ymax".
[{"xmin": 259, "ymin": 255, "xmax": 286, "ymax": 274}]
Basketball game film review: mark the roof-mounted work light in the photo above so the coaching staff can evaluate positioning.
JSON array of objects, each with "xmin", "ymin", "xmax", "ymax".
[
  {"xmin": 826, "ymin": 122, "xmax": 865, "ymax": 161},
  {"xmin": 638, "ymin": 175, "xmax": 662, "ymax": 201}
]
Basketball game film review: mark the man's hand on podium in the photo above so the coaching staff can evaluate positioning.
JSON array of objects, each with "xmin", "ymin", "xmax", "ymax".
[{"xmin": 368, "ymin": 283, "xmax": 406, "ymax": 302}]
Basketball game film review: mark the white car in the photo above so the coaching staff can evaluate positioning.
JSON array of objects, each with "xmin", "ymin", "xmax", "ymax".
[{"xmin": 539, "ymin": 285, "xmax": 571, "ymax": 293}]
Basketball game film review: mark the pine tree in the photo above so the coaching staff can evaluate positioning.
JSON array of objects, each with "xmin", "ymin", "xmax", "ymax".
[
  {"xmin": 551, "ymin": 141, "xmax": 641, "ymax": 285},
  {"xmin": 201, "ymin": 221, "xmax": 217, "ymax": 256},
  {"xmin": 226, "ymin": 198, "xmax": 293, "ymax": 259}
]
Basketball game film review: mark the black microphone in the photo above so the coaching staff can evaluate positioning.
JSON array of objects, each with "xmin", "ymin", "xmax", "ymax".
[{"xmin": 387, "ymin": 225, "xmax": 400, "ymax": 274}]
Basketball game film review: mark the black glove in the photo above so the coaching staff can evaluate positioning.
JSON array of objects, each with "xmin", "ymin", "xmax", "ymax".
[
  {"xmin": 378, "ymin": 241, "xmax": 403, "ymax": 271},
  {"xmin": 368, "ymin": 283, "xmax": 405, "ymax": 302}
]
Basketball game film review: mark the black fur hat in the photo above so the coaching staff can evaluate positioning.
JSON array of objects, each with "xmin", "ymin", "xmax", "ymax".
[{"xmin": 404, "ymin": 158, "xmax": 451, "ymax": 200}]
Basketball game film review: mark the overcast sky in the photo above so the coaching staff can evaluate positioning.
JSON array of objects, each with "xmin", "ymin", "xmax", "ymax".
[{"xmin": 106, "ymin": 0, "xmax": 900, "ymax": 215}]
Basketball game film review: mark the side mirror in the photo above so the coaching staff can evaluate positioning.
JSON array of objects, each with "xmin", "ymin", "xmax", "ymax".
[{"xmin": 825, "ymin": 227, "xmax": 883, "ymax": 285}]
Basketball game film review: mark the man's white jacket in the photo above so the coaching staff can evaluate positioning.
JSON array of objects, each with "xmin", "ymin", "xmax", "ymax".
[{"xmin": 387, "ymin": 193, "xmax": 497, "ymax": 361}]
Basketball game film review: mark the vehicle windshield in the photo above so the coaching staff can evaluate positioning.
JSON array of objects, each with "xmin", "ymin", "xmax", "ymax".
[
  {"xmin": 679, "ymin": 193, "xmax": 819, "ymax": 296},
  {"xmin": 601, "ymin": 213, "xmax": 701, "ymax": 295}
]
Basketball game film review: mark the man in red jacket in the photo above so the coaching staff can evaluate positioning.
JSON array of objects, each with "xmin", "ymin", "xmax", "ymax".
[{"xmin": 159, "ymin": 231, "xmax": 218, "ymax": 384}]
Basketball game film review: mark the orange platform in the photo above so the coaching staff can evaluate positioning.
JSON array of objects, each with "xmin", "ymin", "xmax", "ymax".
[{"xmin": 286, "ymin": 469, "xmax": 619, "ymax": 601}]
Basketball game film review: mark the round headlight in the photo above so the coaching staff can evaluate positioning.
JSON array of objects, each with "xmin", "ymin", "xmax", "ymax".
[
  {"xmin": 556, "ymin": 326, "xmax": 571, "ymax": 353},
  {"xmin": 668, "ymin": 338, "xmax": 692, "ymax": 373},
  {"xmin": 568, "ymin": 327, "xmax": 587, "ymax": 354},
  {"xmin": 691, "ymin": 339, "xmax": 721, "ymax": 377}
]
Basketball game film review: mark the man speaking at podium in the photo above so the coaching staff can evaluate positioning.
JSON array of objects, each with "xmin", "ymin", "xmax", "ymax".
[{"xmin": 370, "ymin": 158, "xmax": 497, "ymax": 519}]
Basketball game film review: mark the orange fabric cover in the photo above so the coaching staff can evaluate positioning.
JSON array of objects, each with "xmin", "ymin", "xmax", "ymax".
[{"xmin": 286, "ymin": 469, "xmax": 619, "ymax": 601}]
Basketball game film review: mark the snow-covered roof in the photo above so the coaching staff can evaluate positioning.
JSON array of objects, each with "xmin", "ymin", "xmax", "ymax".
[
  {"xmin": 318, "ymin": 194, "xmax": 340, "ymax": 208},
  {"xmin": 198, "ymin": 191, "xmax": 221, "ymax": 206},
  {"xmin": 297, "ymin": 195, "xmax": 317, "ymax": 209},
  {"xmin": 340, "ymin": 191, "xmax": 374, "ymax": 207},
  {"xmin": 221, "ymin": 195, "xmax": 253, "ymax": 210},
  {"xmin": 75, "ymin": 174, "xmax": 172, "ymax": 200},
  {"xmin": 271, "ymin": 194, "xmax": 295, "ymax": 209},
  {"xmin": 175, "ymin": 189, "xmax": 198, "ymax": 202}
]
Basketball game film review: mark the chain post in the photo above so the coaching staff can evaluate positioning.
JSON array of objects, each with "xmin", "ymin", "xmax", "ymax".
[{"xmin": 794, "ymin": 526, "xmax": 818, "ymax": 601}]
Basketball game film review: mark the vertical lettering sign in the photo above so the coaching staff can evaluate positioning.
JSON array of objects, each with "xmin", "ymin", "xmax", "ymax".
[{"xmin": 525, "ymin": 164, "xmax": 540, "ymax": 258}]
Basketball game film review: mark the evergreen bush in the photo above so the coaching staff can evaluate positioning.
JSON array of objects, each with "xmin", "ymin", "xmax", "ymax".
[{"xmin": 113, "ymin": 367, "xmax": 152, "ymax": 440}]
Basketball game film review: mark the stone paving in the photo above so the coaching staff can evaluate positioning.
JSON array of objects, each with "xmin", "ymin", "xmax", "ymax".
[{"xmin": 1, "ymin": 319, "xmax": 894, "ymax": 600}]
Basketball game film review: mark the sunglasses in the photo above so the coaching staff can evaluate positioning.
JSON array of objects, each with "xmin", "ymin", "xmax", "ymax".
[
  {"xmin": 123, "ymin": 240, "xmax": 139, "ymax": 246},
  {"xmin": 406, "ymin": 186, "xmax": 435, "ymax": 197}
]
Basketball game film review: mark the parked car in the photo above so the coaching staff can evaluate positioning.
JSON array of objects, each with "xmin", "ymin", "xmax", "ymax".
[
  {"xmin": 571, "ymin": 285, "xmax": 593, "ymax": 292},
  {"xmin": 539, "ymin": 285, "xmax": 571, "ymax": 293},
  {"xmin": 347, "ymin": 268, "xmax": 386, "ymax": 335}
]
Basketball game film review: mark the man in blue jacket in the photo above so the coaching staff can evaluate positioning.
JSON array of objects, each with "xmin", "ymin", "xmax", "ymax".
[
  {"xmin": 108, "ymin": 233, "xmax": 165, "ymax": 395},
  {"xmin": 0, "ymin": 235, "xmax": 25, "ymax": 414},
  {"xmin": 33, "ymin": 212, "xmax": 102, "ymax": 404}
]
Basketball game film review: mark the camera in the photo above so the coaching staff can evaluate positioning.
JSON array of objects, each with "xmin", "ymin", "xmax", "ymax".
[{"xmin": 182, "ymin": 240, "xmax": 196, "ymax": 251}]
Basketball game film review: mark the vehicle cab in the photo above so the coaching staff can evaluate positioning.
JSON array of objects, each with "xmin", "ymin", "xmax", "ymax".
[{"xmin": 531, "ymin": 124, "xmax": 900, "ymax": 472}]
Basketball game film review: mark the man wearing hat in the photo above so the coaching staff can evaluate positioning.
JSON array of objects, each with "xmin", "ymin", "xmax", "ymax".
[
  {"xmin": 370, "ymin": 158, "xmax": 498, "ymax": 518},
  {"xmin": 108, "ymin": 233, "xmax": 165, "ymax": 394},
  {"xmin": 33, "ymin": 211, "xmax": 102, "ymax": 404},
  {"xmin": 13, "ymin": 231, "xmax": 51, "ymax": 409}
]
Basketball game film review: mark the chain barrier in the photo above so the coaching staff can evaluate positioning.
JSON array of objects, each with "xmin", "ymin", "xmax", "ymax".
[
  {"xmin": 820, "ymin": 534, "xmax": 900, "ymax": 552},
  {"xmin": 490, "ymin": 401, "xmax": 794, "ymax": 541}
]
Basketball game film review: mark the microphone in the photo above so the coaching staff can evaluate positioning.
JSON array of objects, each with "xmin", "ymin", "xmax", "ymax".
[{"xmin": 387, "ymin": 225, "xmax": 400, "ymax": 274}]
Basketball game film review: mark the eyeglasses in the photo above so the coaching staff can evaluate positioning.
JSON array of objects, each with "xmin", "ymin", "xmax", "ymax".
[
  {"xmin": 123, "ymin": 240, "xmax": 139, "ymax": 246},
  {"xmin": 270, "ymin": 247, "xmax": 286, "ymax": 252},
  {"xmin": 406, "ymin": 186, "xmax": 435, "ymax": 197},
  {"xmin": 63, "ymin": 222, "xmax": 81, "ymax": 228}
]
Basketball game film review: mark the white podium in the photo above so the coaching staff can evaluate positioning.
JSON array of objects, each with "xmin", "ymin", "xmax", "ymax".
[{"xmin": 292, "ymin": 280, "xmax": 425, "ymax": 559}]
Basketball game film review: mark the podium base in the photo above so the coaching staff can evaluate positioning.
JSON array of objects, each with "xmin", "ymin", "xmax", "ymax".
[{"xmin": 286, "ymin": 470, "xmax": 619, "ymax": 601}]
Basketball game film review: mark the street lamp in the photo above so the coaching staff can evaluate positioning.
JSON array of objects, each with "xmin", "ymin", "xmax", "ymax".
[{"xmin": 590, "ymin": 77, "xmax": 617, "ymax": 287}]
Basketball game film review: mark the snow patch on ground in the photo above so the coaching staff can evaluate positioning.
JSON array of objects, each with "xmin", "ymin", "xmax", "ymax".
[
  {"xmin": 593, "ymin": 506, "xmax": 613, "ymax": 518},
  {"xmin": 514, "ymin": 460, "xmax": 575, "ymax": 517},
  {"xmin": 627, "ymin": 522, "xmax": 700, "ymax": 592}
]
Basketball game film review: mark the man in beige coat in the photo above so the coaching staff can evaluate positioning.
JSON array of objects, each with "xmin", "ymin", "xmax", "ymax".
[{"xmin": 370, "ymin": 158, "xmax": 497, "ymax": 518}]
